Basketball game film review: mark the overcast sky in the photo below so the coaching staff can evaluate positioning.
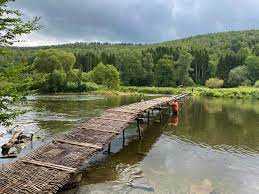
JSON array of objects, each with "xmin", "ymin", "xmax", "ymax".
[{"xmin": 11, "ymin": 0, "xmax": 259, "ymax": 46}]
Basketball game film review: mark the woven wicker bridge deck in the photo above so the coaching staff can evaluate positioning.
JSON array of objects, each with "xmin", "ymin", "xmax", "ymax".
[{"xmin": 0, "ymin": 94, "xmax": 188, "ymax": 194}]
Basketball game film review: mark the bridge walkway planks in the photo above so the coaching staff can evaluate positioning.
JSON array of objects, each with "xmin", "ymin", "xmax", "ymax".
[{"xmin": 0, "ymin": 94, "xmax": 188, "ymax": 194}]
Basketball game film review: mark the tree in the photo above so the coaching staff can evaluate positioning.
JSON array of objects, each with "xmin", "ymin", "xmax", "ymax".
[
  {"xmin": 216, "ymin": 51, "xmax": 242, "ymax": 84},
  {"xmin": 33, "ymin": 49, "xmax": 76, "ymax": 74},
  {"xmin": 228, "ymin": 66, "xmax": 249, "ymax": 87},
  {"xmin": 245, "ymin": 56, "xmax": 259, "ymax": 83},
  {"xmin": 0, "ymin": 0, "xmax": 39, "ymax": 125},
  {"xmin": 46, "ymin": 70, "xmax": 67, "ymax": 93},
  {"xmin": 32, "ymin": 49, "xmax": 77, "ymax": 92},
  {"xmin": 190, "ymin": 47, "xmax": 210, "ymax": 85},
  {"xmin": 253, "ymin": 44, "xmax": 259, "ymax": 56},
  {"xmin": 0, "ymin": 0, "xmax": 40, "ymax": 47},
  {"xmin": 141, "ymin": 52, "xmax": 154, "ymax": 86},
  {"xmin": 175, "ymin": 51, "xmax": 194, "ymax": 86},
  {"xmin": 154, "ymin": 55, "xmax": 175, "ymax": 87},
  {"xmin": 90, "ymin": 63, "xmax": 120, "ymax": 89}
]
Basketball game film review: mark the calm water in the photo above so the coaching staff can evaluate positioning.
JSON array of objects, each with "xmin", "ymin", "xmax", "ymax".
[{"xmin": 1, "ymin": 95, "xmax": 259, "ymax": 194}]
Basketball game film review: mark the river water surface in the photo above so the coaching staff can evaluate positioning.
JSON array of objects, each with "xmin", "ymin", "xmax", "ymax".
[{"xmin": 0, "ymin": 95, "xmax": 259, "ymax": 194}]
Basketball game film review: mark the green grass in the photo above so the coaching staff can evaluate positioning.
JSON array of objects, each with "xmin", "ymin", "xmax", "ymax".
[{"xmin": 120, "ymin": 86, "xmax": 259, "ymax": 99}]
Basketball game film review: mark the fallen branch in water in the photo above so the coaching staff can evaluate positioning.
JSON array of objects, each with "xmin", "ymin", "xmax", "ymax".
[{"xmin": 1, "ymin": 129, "xmax": 23, "ymax": 155}]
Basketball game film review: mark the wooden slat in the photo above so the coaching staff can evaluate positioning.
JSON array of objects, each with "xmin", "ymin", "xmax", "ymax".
[
  {"xmin": 95, "ymin": 117, "xmax": 133, "ymax": 123},
  {"xmin": 55, "ymin": 139, "xmax": 103, "ymax": 150},
  {"xmin": 106, "ymin": 109, "xmax": 138, "ymax": 114},
  {"xmin": 81, "ymin": 127, "xmax": 120, "ymax": 135},
  {"xmin": 21, "ymin": 159, "xmax": 77, "ymax": 173}
]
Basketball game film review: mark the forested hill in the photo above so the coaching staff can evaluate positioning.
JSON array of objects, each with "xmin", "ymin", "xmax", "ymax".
[
  {"xmin": 18, "ymin": 29, "xmax": 259, "ymax": 51},
  {"xmin": 3, "ymin": 29, "xmax": 259, "ymax": 92}
]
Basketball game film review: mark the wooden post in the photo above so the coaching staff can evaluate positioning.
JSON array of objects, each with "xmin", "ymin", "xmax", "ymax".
[
  {"xmin": 147, "ymin": 110, "xmax": 150, "ymax": 125},
  {"xmin": 159, "ymin": 108, "xmax": 162, "ymax": 123},
  {"xmin": 108, "ymin": 143, "xmax": 111, "ymax": 154},
  {"xmin": 137, "ymin": 119, "xmax": 142, "ymax": 140},
  {"xmin": 122, "ymin": 130, "xmax": 125, "ymax": 147}
]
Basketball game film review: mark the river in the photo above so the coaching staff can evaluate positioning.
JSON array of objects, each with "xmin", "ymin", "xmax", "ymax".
[{"xmin": 1, "ymin": 95, "xmax": 259, "ymax": 194}]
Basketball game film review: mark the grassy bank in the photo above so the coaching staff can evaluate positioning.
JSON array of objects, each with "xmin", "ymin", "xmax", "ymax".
[{"xmin": 120, "ymin": 86, "xmax": 259, "ymax": 99}]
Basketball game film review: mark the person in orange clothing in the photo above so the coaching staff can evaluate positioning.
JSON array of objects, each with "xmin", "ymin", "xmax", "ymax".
[
  {"xmin": 171, "ymin": 99, "xmax": 179, "ymax": 116},
  {"xmin": 170, "ymin": 115, "xmax": 179, "ymax": 127}
]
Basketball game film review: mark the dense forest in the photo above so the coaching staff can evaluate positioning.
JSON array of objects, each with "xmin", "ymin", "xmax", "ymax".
[
  {"xmin": 1, "ymin": 30, "xmax": 259, "ymax": 94},
  {"xmin": 0, "ymin": 30, "xmax": 259, "ymax": 92}
]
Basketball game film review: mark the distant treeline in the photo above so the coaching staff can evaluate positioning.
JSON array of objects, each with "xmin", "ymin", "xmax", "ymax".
[{"xmin": 2, "ymin": 30, "xmax": 259, "ymax": 92}]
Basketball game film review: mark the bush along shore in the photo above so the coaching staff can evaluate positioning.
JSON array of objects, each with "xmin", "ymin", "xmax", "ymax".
[{"xmin": 120, "ymin": 86, "xmax": 259, "ymax": 99}]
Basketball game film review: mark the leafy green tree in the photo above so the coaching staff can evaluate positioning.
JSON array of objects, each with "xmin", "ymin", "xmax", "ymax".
[
  {"xmin": 228, "ymin": 66, "xmax": 249, "ymax": 87},
  {"xmin": 32, "ymin": 49, "xmax": 77, "ymax": 92},
  {"xmin": 175, "ymin": 51, "xmax": 194, "ymax": 86},
  {"xmin": 190, "ymin": 48, "xmax": 210, "ymax": 85},
  {"xmin": 90, "ymin": 63, "xmax": 120, "ymax": 89},
  {"xmin": 154, "ymin": 55, "xmax": 175, "ymax": 87},
  {"xmin": 33, "ymin": 49, "xmax": 75, "ymax": 74},
  {"xmin": 253, "ymin": 44, "xmax": 259, "ymax": 56},
  {"xmin": 216, "ymin": 51, "xmax": 242, "ymax": 84},
  {"xmin": 141, "ymin": 52, "xmax": 154, "ymax": 86},
  {"xmin": 0, "ymin": 0, "xmax": 40, "ymax": 47},
  {"xmin": 0, "ymin": 0, "xmax": 39, "ymax": 125},
  {"xmin": 245, "ymin": 56, "xmax": 259, "ymax": 83},
  {"xmin": 45, "ymin": 70, "xmax": 67, "ymax": 93}
]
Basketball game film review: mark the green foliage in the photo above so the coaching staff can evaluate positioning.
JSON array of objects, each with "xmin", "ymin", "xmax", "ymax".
[
  {"xmin": 0, "ymin": 0, "xmax": 40, "ymax": 46},
  {"xmin": 216, "ymin": 51, "xmax": 243, "ymax": 84},
  {"xmin": 33, "ymin": 49, "xmax": 76, "ymax": 73},
  {"xmin": 205, "ymin": 78, "xmax": 224, "ymax": 88},
  {"xmin": 154, "ymin": 55, "xmax": 175, "ymax": 87},
  {"xmin": 245, "ymin": 56, "xmax": 259, "ymax": 83},
  {"xmin": 90, "ymin": 63, "xmax": 120, "ymax": 89},
  {"xmin": 175, "ymin": 51, "xmax": 194, "ymax": 86},
  {"xmin": 0, "ymin": 0, "xmax": 40, "ymax": 125},
  {"xmin": 253, "ymin": 44, "xmax": 259, "ymax": 56},
  {"xmin": 228, "ymin": 66, "xmax": 249, "ymax": 87},
  {"xmin": 64, "ymin": 82, "xmax": 100, "ymax": 92},
  {"xmin": 45, "ymin": 70, "xmax": 67, "ymax": 93},
  {"xmin": 254, "ymin": 80, "xmax": 259, "ymax": 88},
  {"xmin": 190, "ymin": 47, "xmax": 210, "ymax": 84},
  {"xmin": 121, "ymin": 86, "xmax": 259, "ymax": 99}
]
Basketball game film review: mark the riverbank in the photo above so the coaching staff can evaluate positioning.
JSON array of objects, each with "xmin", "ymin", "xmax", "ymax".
[
  {"xmin": 120, "ymin": 86, "xmax": 259, "ymax": 99},
  {"xmin": 32, "ymin": 86, "xmax": 259, "ymax": 99}
]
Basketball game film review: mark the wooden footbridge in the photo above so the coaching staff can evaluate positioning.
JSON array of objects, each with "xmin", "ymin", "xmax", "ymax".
[{"xmin": 0, "ymin": 94, "xmax": 188, "ymax": 194}]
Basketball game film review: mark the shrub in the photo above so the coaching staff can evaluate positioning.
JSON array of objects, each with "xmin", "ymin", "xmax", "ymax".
[
  {"xmin": 228, "ymin": 66, "xmax": 249, "ymax": 87},
  {"xmin": 205, "ymin": 78, "xmax": 224, "ymax": 88},
  {"xmin": 254, "ymin": 80, "xmax": 259, "ymax": 88},
  {"xmin": 64, "ymin": 82, "xmax": 100, "ymax": 92},
  {"xmin": 45, "ymin": 70, "xmax": 67, "ymax": 92},
  {"xmin": 90, "ymin": 63, "xmax": 120, "ymax": 89}
]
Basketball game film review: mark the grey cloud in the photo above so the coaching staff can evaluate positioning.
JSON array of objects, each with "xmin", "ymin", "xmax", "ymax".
[{"xmin": 10, "ymin": 0, "xmax": 259, "ymax": 45}]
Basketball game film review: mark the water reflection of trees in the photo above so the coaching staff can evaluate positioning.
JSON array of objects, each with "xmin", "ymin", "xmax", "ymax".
[{"xmin": 165, "ymin": 97, "xmax": 259, "ymax": 153}]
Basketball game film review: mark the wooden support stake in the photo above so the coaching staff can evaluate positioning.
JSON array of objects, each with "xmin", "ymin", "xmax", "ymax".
[
  {"xmin": 21, "ymin": 159, "xmax": 77, "ymax": 173},
  {"xmin": 108, "ymin": 143, "xmax": 111, "ymax": 154},
  {"xmin": 147, "ymin": 110, "xmax": 150, "ymax": 125},
  {"xmin": 122, "ymin": 130, "xmax": 125, "ymax": 147},
  {"xmin": 55, "ymin": 139, "xmax": 102, "ymax": 150},
  {"xmin": 159, "ymin": 109, "xmax": 162, "ymax": 123},
  {"xmin": 137, "ymin": 119, "xmax": 142, "ymax": 140}
]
